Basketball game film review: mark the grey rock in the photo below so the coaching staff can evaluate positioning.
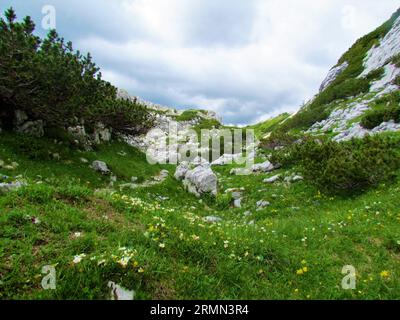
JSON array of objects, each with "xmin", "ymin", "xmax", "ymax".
[
  {"xmin": 256, "ymin": 200, "xmax": 270, "ymax": 209},
  {"xmin": 252, "ymin": 161, "xmax": 275, "ymax": 173},
  {"xmin": 174, "ymin": 162, "xmax": 190, "ymax": 181},
  {"xmin": 320, "ymin": 61, "xmax": 349, "ymax": 92},
  {"xmin": 92, "ymin": 161, "xmax": 110, "ymax": 175},
  {"xmin": 205, "ymin": 216, "xmax": 223, "ymax": 223},
  {"xmin": 263, "ymin": 174, "xmax": 281, "ymax": 184},
  {"xmin": 234, "ymin": 198, "xmax": 242, "ymax": 208},
  {"xmin": 17, "ymin": 120, "xmax": 44, "ymax": 137},
  {"xmin": 0, "ymin": 181, "xmax": 27, "ymax": 194},
  {"xmin": 180, "ymin": 165, "xmax": 218, "ymax": 197},
  {"xmin": 93, "ymin": 122, "xmax": 112, "ymax": 144}
]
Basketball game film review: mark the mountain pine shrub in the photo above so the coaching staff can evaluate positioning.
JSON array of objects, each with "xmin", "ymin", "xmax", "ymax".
[
  {"xmin": 0, "ymin": 8, "xmax": 153, "ymax": 137},
  {"xmin": 278, "ymin": 135, "xmax": 400, "ymax": 195},
  {"xmin": 361, "ymin": 91, "xmax": 400, "ymax": 129}
]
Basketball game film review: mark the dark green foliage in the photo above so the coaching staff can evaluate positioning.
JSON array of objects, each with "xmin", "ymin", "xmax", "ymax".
[
  {"xmin": 261, "ymin": 130, "xmax": 299, "ymax": 149},
  {"xmin": 390, "ymin": 53, "xmax": 400, "ymax": 68},
  {"xmin": 176, "ymin": 110, "xmax": 201, "ymax": 122},
  {"xmin": 0, "ymin": 8, "xmax": 153, "ymax": 136},
  {"xmin": 395, "ymin": 74, "xmax": 400, "ymax": 86},
  {"xmin": 361, "ymin": 91, "xmax": 400, "ymax": 129},
  {"xmin": 279, "ymin": 136, "xmax": 400, "ymax": 194}
]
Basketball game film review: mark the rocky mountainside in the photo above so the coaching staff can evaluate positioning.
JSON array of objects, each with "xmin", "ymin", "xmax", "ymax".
[{"xmin": 257, "ymin": 8, "xmax": 400, "ymax": 142}]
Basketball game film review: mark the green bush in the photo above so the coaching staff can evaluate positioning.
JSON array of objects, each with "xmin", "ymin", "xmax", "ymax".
[
  {"xmin": 261, "ymin": 131, "xmax": 300, "ymax": 149},
  {"xmin": 286, "ymin": 136, "xmax": 400, "ymax": 194},
  {"xmin": 0, "ymin": 8, "xmax": 153, "ymax": 137},
  {"xmin": 361, "ymin": 91, "xmax": 400, "ymax": 129}
]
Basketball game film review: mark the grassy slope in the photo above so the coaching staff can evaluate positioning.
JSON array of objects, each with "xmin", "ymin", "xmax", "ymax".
[
  {"xmin": 1, "ymin": 133, "xmax": 399, "ymax": 299},
  {"xmin": 249, "ymin": 113, "xmax": 291, "ymax": 139}
]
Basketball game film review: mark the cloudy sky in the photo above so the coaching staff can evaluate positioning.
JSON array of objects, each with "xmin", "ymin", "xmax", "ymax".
[{"xmin": 1, "ymin": 1, "xmax": 399, "ymax": 125}]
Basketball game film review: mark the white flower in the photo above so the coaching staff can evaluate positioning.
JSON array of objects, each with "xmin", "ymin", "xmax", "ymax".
[{"xmin": 73, "ymin": 254, "xmax": 86, "ymax": 264}]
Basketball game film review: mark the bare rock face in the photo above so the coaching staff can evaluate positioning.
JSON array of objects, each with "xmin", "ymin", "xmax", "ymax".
[
  {"xmin": 14, "ymin": 110, "xmax": 44, "ymax": 138},
  {"xmin": 320, "ymin": 61, "xmax": 349, "ymax": 92},
  {"xmin": 361, "ymin": 15, "xmax": 400, "ymax": 76},
  {"xmin": 93, "ymin": 122, "xmax": 112, "ymax": 144}
]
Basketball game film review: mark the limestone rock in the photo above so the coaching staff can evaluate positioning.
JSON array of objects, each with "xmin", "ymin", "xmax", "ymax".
[{"xmin": 92, "ymin": 161, "xmax": 110, "ymax": 175}]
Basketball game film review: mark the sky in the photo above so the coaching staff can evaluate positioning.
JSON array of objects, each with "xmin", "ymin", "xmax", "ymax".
[{"xmin": 1, "ymin": 1, "xmax": 399, "ymax": 125}]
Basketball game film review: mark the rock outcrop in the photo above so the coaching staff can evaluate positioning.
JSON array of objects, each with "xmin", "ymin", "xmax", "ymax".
[
  {"xmin": 175, "ymin": 162, "xmax": 218, "ymax": 197},
  {"xmin": 320, "ymin": 61, "xmax": 349, "ymax": 92}
]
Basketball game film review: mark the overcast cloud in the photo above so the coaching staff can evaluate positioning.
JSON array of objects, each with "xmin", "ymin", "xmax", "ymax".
[{"xmin": 1, "ymin": 0, "xmax": 399, "ymax": 125}]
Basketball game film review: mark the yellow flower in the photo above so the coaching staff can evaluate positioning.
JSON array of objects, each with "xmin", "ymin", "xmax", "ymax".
[
  {"xmin": 302, "ymin": 267, "xmax": 308, "ymax": 273},
  {"xmin": 159, "ymin": 243, "xmax": 166, "ymax": 248},
  {"xmin": 296, "ymin": 269, "xmax": 304, "ymax": 275},
  {"xmin": 138, "ymin": 268, "xmax": 145, "ymax": 273},
  {"xmin": 133, "ymin": 261, "xmax": 139, "ymax": 267},
  {"xmin": 380, "ymin": 270, "xmax": 390, "ymax": 278},
  {"xmin": 301, "ymin": 260, "xmax": 307, "ymax": 265}
]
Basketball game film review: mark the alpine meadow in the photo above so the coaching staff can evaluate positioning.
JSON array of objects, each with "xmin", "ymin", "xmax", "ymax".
[{"xmin": 1, "ymin": 3, "xmax": 400, "ymax": 302}]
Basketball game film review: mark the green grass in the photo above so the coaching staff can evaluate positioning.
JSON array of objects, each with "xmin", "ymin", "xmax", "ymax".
[
  {"xmin": 1, "ymin": 132, "xmax": 400, "ymax": 300},
  {"xmin": 249, "ymin": 113, "xmax": 291, "ymax": 139}
]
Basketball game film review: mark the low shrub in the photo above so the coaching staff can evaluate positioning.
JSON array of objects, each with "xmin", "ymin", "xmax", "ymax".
[
  {"xmin": 282, "ymin": 135, "xmax": 400, "ymax": 195},
  {"xmin": 361, "ymin": 91, "xmax": 400, "ymax": 129}
]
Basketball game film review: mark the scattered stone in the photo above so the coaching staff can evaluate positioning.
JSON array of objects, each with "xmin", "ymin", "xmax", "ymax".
[
  {"xmin": 252, "ymin": 161, "xmax": 275, "ymax": 173},
  {"xmin": 177, "ymin": 164, "xmax": 218, "ymax": 197},
  {"xmin": 256, "ymin": 200, "xmax": 270, "ymax": 210},
  {"xmin": 91, "ymin": 161, "xmax": 111, "ymax": 175},
  {"xmin": 0, "ymin": 181, "xmax": 27, "ymax": 194},
  {"xmin": 17, "ymin": 120, "xmax": 44, "ymax": 138},
  {"xmin": 263, "ymin": 174, "xmax": 281, "ymax": 184},
  {"xmin": 234, "ymin": 199, "xmax": 242, "ymax": 208},
  {"xmin": 285, "ymin": 173, "xmax": 304, "ymax": 183},
  {"xmin": 230, "ymin": 168, "xmax": 251, "ymax": 176},
  {"xmin": 131, "ymin": 177, "xmax": 138, "ymax": 183},
  {"xmin": 205, "ymin": 216, "xmax": 223, "ymax": 223},
  {"xmin": 108, "ymin": 282, "xmax": 135, "ymax": 301},
  {"xmin": 52, "ymin": 153, "xmax": 61, "ymax": 161},
  {"xmin": 80, "ymin": 157, "xmax": 89, "ymax": 164},
  {"xmin": 93, "ymin": 122, "xmax": 112, "ymax": 144},
  {"xmin": 156, "ymin": 196, "xmax": 170, "ymax": 202}
]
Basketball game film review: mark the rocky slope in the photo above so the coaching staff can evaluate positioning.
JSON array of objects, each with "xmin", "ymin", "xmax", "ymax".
[{"xmin": 298, "ymin": 9, "xmax": 400, "ymax": 140}]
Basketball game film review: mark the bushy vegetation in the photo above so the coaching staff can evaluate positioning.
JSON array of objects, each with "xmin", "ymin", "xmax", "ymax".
[
  {"xmin": 0, "ymin": 8, "xmax": 153, "ymax": 136},
  {"xmin": 260, "ymin": 130, "xmax": 300, "ymax": 149},
  {"xmin": 273, "ymin": 135, "xmax": 400, "ymax": 195},
  {"xmin": 361, "ymin": 91, "xmax": 400, "ymax": 129}
]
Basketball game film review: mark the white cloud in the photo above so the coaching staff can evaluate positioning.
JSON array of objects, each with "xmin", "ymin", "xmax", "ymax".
[{"xmin": 5, "ymin": 0, "xmax": 400, "ymax": 124}]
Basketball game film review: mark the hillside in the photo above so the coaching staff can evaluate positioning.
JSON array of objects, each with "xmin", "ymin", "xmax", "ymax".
[{"xmin": 1, "ymin": 7, "xmax": 400, "ymax": 300}]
